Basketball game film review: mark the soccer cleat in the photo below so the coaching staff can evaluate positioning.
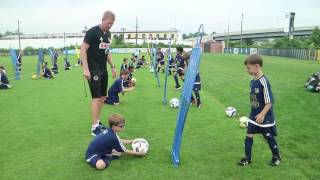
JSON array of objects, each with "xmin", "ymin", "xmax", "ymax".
[
  {"xmin": 270, "ymin": 155, "xmax": 281, "ymax": 166},
  {"xmin": 175, "ymin": 86, "xmax": 182, "ymax": 91},
  {"xmin": 197, "ymin": 103, "xmax": 202, "ymax": 109},
  {"xmin": 238, "ymin": 158, "xmax": 252, "ymax": 166},
  {"xmin": 91, "ymin": 125, "xmax": 105, "ymax": 136}
]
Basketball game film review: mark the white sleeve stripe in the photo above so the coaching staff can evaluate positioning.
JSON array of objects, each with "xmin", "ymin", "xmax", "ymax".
[
  {"xmin": 261, "ymin": 78, "xmax": 270, "ymax": 104},
  {"xmin": 260, "ymin": 78, "xmax": 271, "ymax": 104},
  {"xmin": 262, "ymin": 78, "xmax": 271, "ymax": 104},
  {"xmin": 116, "ymin": 134, "xmax": 127, "ymax": 151}
]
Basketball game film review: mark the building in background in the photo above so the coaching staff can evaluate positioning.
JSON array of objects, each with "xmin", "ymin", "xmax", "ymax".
[{"xmin": 112, "ymin": 29, "xmax": 179, "ymax": 45}]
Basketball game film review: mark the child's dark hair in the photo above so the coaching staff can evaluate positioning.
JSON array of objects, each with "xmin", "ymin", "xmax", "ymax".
[
  {"xmin": 176, "ymin": 46, "xmax": 183, "ymax": 53},
  {"xmin": 121, "ymin": 69, "xmax": 130, "ymax": 75},
  {"xmin": 108, "ymin": 113, "xmax": 125, "ymax": 127},
  {"xmin": 123, "ymin": 58, "xmax": 128, "ymax": 62},
  {"xmin": 244, "ymin": 54, "xmax": 263, "ymax": 67}
]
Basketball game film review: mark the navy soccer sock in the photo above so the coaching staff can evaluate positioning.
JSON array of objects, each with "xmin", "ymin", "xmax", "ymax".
[{"xmin": 245, "ymin": 136, "xmax": 253, "ymax": 160}]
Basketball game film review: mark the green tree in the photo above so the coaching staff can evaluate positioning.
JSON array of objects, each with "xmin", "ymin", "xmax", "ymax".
[{"xmin": 309, "ymin": 27, "xmax": 320, "ymax": 48}]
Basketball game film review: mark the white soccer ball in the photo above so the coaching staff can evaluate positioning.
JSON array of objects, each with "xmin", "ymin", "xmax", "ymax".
[
  {"xmin": 131, "ymin": 78, "xmax": 137, "ymax": 83},
  {"xmin": 239, "ymin": 116, "xmax": 249, "ymax": 128},
  {"xmin": 75, "ymin": 64, "xmax": 78, "ymax": 67},
  {"xmin": 239, "ymin": 116, "xmax": 248, "ymax": 123},
  {"xmin": 149, "ymin": 68, "xmax": 154, "ymax": 73},
  {"xmin": 169, "ymin": 98, "xmax": 179, "ymax": 108},
  {"xmin": 225, "ymin": 107, "xmax": 237, "ymax": 117},
  {"xmin": 132, "ymin": 138, "xmax": 149, "ymax": 153}
]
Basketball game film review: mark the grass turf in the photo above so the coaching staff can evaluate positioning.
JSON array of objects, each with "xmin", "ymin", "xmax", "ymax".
[{"xmin": 0, "ymin": 53, "xmax": 319, "ymax": 180}]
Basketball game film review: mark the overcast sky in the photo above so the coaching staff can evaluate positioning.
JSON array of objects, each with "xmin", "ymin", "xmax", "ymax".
[{"xmin": 0, "ymin": 0, "xmax": 319, "ymax": 35}]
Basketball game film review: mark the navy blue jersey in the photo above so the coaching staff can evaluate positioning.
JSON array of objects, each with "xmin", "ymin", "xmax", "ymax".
[
  {"xmin": 0, "ymin": 71, "xmax": 9, "ymax": 84},
  {"xmin": 17, "ymin": 53, "xmax": 22, "ymax": 64},
  {"xmin": 157, "ymin": 51, "xmax": 164, "ymax": 61},
  {"xmin": 109, "ymin": 78, "xmax": 124, "ymax": 94},
  {"xmin": 248, "ymin": 75, "xmax": 275, "ymax": 127},
  {"xmin": 168, "ymin": 55, "xmax": 174, "ymax": 65},
  {"xmin": 175, "ymin": 54, "xmax": 185, "ymax": 69},
  {"xmin": 120, "ymin": 63, "xmax": 128, "ymax": 72},
  {"xmin": 43, "ymin": 68, "xmax": 52, "ymax": 78},
  {"xmin": 85, "ymin": 128, "xmax": 126, "ymax": 158},
  {"xmin": 53, "ymin": 62, "xmax": 58, "ymax": 69},
  {"xmin": 195, "ymin": 72, "xmax": 201, "ymax": 84}
]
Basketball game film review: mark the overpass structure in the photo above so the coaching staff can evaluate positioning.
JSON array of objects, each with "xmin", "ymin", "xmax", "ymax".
[{"xmin": 185, "ymin": 26, "xmax": 319, "ymax": 42}]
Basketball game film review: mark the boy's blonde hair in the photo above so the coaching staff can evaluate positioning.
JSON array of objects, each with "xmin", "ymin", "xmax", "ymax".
[{"xmin": 108, "ymin": 113, "xmax": 125, "ymax": 127}]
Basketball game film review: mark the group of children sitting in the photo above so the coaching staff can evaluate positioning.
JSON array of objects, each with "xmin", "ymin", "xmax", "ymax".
[
  {"xmin": 305, "ymin": 71, "xmax": 320, "ymax": 93},
  {"xmin": 104, "ymin": 54, "xmax": 143, "ymax": 105},
  {"xmin": 39, "ymin": 50, "xmax": 73, "ymax": 79}
]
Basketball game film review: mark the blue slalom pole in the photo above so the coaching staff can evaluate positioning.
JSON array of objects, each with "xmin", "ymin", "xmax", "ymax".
[
  {"xmin": 9, "ymin": 48, "xmax": 20, "ymax": 80},
  {"xmin": 171, "ymin": 24, "xmax": 204, "ymax": 167},
  {"xmin": 151, "ymin": 43, "xmax": 160, "ymax": 87},
  {"xmin": 37, "ymin": 49, "xmax": 43, "ymax": 76}
]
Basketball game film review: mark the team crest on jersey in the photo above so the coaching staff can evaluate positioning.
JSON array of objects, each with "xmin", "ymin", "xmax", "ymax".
[
  {"xmin": 93, "ymin": 75, "xmax": 99, "ymax": 81},
  {"xmin": 99, "ymin": 36, "xmax": 109, "ymax": 50},
  {"xmin": 255, "ymin": 88, "xmax": 259, "ymax": 93}
]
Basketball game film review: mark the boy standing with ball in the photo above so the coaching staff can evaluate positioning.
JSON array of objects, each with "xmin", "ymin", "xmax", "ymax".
[
  {"xmin": 85, "ymin": 114, "xmax": 145, "ymax": 170},
  {"xmin": 239, "ymin": 54, "xmax": 281, "ymax": 166}
]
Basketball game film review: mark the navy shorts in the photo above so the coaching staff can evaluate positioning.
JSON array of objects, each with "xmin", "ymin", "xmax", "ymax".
[
  {"xmin": 86, "ymin": 154, "xmax": 111, "ymax": 169},
  {"xmin": 193, "ymin": 84, "xmax": 201, "ymax": 91},
  {"xmin": 105, "ymin": 91, "xmax": 119, "ymax": 104},
  {"xmin": 160, "ymin": 60, "xmax": 165, "ymax": 65},
  {"xmin": 247, "ymin": 122, "xmax": 278, "ymax": 136},
  {"xmin": 177, "ymin": 68, "xmax": 184, "ymax": 76}
]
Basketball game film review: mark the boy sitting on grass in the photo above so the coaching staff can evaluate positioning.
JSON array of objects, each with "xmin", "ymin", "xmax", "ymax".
[
  {"xmin": 104, "ymin": 69, "xmax": 134, "ymax": 105},
  {"xmin": 42, "ymin": 62, "xmax": 54, "ymax": 79},
  {"xmin": 85, "ymin": 113, "xmax": 145, "ymax": 170},
  {"xmin": 0, "ymin": 65, "xmax": 11, "ymax": 89},
  {"xmin": 120, "ymin": 58, "xmax": 129, "ymax": 73}
]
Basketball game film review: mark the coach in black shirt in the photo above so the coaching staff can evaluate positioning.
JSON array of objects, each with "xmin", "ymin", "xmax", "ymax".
[{"xmin": 80, "ymin": 10, "xmax": 117, "ymax": 136}]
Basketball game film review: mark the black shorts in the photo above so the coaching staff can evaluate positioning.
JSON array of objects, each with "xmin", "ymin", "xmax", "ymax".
[
  {"xmin": 247, "ymin": 122, "xmax": 278, "ymax": 136},
  {"xmin": 88, "ymin": 72, "xmax": 108, "ymax": 98},
  {"xmin": 160, "ymin": 60, "xmax": 165, "ymax": 65}
]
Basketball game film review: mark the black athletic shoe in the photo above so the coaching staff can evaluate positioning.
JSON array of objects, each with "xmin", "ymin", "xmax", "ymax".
[
  {"xmin": 98, "ymin": 121, "xmax": 106, "ymax": 130},
  {"xmin": 270, "ymin": 155, "xmax": 281, "ymax": 166},
  {"xmin": 175, "ymin": 86, "xmax": 182, "ymax": 90},
  {"xmin": 197, "ymin": 103, "xmax": 202, "ymax": 109},
  {"xmin": 91, "ymin": 125, "xmax": 105, "ymax": 136},
  {"xmin": 238, "ymin": 158, "xmax": 252, "ymax": 166}
]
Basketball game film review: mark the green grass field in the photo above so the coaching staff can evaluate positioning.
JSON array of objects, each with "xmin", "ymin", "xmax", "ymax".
[{"xmin": 0, "ymin": 53, "xmax": 319, "ymax": 180}]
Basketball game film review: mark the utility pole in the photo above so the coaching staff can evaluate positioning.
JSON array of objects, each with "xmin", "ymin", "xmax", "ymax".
[
  {"xmin": 227, "ymin": 22, "xmax": 230, "ymax": 48},
  {"xmin": 17, "ymin": 20, "xmax": 21, "ymax": 51},
  {"xmin": 135, "ymin": 17, "xmax": 138, "ymax": 46},
  {"xmin": 240, "ymin": 13, "xmax": 243, "ymax": 51}
]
